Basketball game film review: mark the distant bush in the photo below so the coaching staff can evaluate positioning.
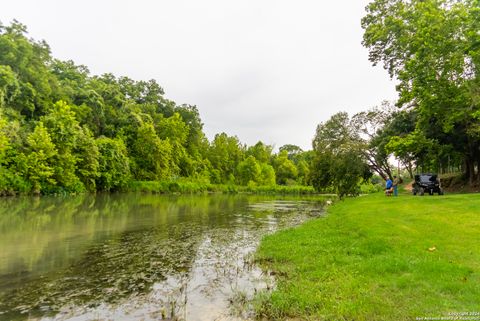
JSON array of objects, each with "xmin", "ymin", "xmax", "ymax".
[
  {"xmin": 242, "ymin": 184, "xmax": 316, "ymax": 194},
  {"xmin": 0, "ymin": 168, "xmax": 32, "ymax": 196},
  {"xmin": 128, "ymin": 180, "xmax": 209, "ymax": 194},
  {"xmin": 360, "ymin": 182, "xmax": 383, "ymax": 194}
]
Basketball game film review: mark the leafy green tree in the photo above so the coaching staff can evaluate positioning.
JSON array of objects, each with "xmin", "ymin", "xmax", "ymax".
[
  {"xmin": 96, "ymin": 137, "xmax": 130, "ymax": 191},
  {"xmin": 236, "ymin": 156, "xmax": 261, "ymax": 185},
  {"xmin": 296, "ymin": 159, "xmax": 310, "ymax": 185},
  {"xmin": 132, "ymin": 122, "xmax": 173, "ymax": 180},
  {"xmin": 247, "ymin": 141, "xmax": 273, "ymax": 164},
  {"xmin": 378, "ymin": 109, "xmax": 418, "ymax": 178},
  {"xmin": 0, "ymin": 111, "xmax": 29, "ymax": 193},
  {"xmin": 0, "ymin": 114, "xmax": 12, "ymax": 193},
  {"xmin": 0, "ymin": 65, "xmax": 19, "ymax": 107},
  {"xmin": 259, "ymin": 163, "xmax": 276, "ymax": 186},
  {"xmin": 208, "ymin": 133, "xmax": 245, "ymax": 184},
  {"xmin": 352, "ymin": 103, "xmax": 396, "ymax": 180},
  {"xmin": 279, "ymin": 144, "xmax": 303, "ymax": 162},
  {"xmin": 273, "ymin": 150, "xmax": 298, "ymax": 185},
  {"xmin": 41, "ymin": 101, "xmax": 81, "ymax": 146},
  {"xmin": 0, "ymin": 21, "xmax": 57, "ymax": 117},
  {"xmin": 41, "ymin": 101, "xmax": 88, "ymax": 192},
  {"xmin": 20, "ymin": 122, "xmax": 58, "ymax": 194},
  {"xmin": 362, "ymin": 0, "xmax": 480, "ymax": 183},
  {"xmin": 0, "ymin": 112, "xmax": 9, "ymax": 160},
  {"xmin": 157, "ymin": 112, "xmax": 189, "ymax": 175},
  {"xmin": 74, "ymin": 127, "xmax": 99, "ymax": 191},
  {"xmin": 311, "ymin": 112, "xmax": 371, "ymax": 197},
  {"xmin": 172, "ymin": 105, "xmax": 210, "ymax": 178},
  {"xmin": 175, "ymin": 105, "xmax": 205, "ymax": 153},
  {"xmin": 278, "ymin": 144, "xmax": 314, "ymax": 184},
  {"xmin": 50, "ymin": 59, "xmax": 90, "ymax": 103}
]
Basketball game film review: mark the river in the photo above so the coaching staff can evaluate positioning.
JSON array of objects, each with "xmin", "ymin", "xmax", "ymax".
[{"xmin": 0, "ymin": 193, "xmax": 329, "ymax": 321}]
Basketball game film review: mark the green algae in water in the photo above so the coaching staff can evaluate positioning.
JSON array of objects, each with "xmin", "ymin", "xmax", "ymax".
[{"xmin": 0, "ymin": 194, "xmax": 329, "ymax": 321}]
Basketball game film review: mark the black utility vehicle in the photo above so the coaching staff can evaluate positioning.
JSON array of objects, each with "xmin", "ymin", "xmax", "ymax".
[{"xmin": 412, "ymin": 173, "xmax": 444, "ymax": 196}]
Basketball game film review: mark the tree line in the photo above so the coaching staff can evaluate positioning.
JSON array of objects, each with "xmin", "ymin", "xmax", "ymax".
[
  {"xmin": 0, "ymin": 22, "xmax": 310, "ymax": 195},
  {"xmin": 2, "ymin": 0, "xmax": 478, "ymax": 198}
]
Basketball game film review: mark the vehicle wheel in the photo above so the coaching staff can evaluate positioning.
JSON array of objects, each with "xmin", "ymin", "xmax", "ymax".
[{"xmin": 420, "ymin": 188, "xmax": 425, "ymax": 196}]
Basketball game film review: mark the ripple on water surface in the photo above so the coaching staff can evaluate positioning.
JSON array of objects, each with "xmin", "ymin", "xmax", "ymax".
[{"xmin": 0, "ymin": 194, "xmax": 329, "ymax": 321}]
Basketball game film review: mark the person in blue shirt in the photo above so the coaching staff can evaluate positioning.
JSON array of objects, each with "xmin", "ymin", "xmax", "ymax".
[{"xmin": 385, "ymin": 178, "xmax": 393, "ymax": 196}]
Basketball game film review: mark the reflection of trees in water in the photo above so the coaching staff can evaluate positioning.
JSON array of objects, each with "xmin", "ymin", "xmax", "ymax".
[
  {"xmin": 0, "ymin": 194, "xmax": 123, "ymax": 279},
  {"xmin": 0, "ymin": 194, "xmax": 328, "ymax": 320},
  {"xmin": 0, "ymin": 224, "xmax": 203, "ymax": 321},
  {"xmin": 0, "ymin": 194, "xmax": 243, "ymax": 320}
]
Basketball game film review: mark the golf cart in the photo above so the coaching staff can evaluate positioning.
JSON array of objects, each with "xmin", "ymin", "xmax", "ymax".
[{"xmin": 412, "ymin": 173, "xmax": 444, "ymax": 196}]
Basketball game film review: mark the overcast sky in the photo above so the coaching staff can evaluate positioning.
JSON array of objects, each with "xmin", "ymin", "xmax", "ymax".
[{"xmin": 1, "ymin": 0, "xmax": 397, "ymax": 150}]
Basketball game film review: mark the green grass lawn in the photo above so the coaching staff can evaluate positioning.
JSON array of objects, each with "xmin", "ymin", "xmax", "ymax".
[{"xmin": 255, "ymin": 190, "xmax": 480, "ymax": 320}]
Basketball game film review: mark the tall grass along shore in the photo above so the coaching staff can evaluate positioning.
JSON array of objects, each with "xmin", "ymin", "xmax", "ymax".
[{"xmin": 128, "ymin": 180, "xmax": 317, "ymax": 195}]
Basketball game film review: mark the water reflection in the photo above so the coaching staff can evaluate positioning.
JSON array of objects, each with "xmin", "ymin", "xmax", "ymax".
[{"xmin": 0, "ymin": 194, "xmax": 328, "ymax": 321}]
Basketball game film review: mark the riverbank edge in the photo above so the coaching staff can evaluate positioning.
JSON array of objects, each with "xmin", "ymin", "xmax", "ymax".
[
  {"xmin": 253, "ymin": 191, "xmax": 480, "ymax": 320},
  {"xmin": 0, "ymin": 180, "xmax": 320, "ymax": 197},
  {"xmin": 127, "ymin": 180, "xmax": 321, "ymax": 195}
]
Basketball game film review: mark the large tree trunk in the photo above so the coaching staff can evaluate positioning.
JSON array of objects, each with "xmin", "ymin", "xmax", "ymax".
[
  {"xmin": 363, "ymin": 151, "xmax": 392, "ymax": 180},
  {"xmin": 403, "ymin": 161, "xmax": 414, "ymax": 179}
]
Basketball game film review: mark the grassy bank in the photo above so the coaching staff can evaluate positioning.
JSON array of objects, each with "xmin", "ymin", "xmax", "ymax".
[
  {"xmin": 255, "ymin": 191, "xmax": 480, "ymax": 320},
  {"xmin": 0, "ymin": 180, "xmax": 318, "ymax": 197},
  {"xmin": 127, "ymin": 180, "xmax": 317, "ymax": 195}
]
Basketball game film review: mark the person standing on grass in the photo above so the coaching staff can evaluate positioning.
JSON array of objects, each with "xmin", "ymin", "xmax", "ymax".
[
  {"xmin": 385, "ymin": 177, "xmax": 393, "ymax": 196},
  {"xmin": 393, "ymin": 175, "xmax": 399, "ymax": 196}
]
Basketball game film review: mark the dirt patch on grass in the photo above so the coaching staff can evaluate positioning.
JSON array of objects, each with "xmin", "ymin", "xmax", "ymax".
[{"xmin": 403, "ymin": 181, "xmax": 413, "ymax": 192}]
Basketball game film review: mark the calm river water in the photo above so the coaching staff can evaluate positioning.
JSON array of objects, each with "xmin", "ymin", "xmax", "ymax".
[{"xmin": 0, "ymin": 193, "xmax": 328, "ymax": 321}]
